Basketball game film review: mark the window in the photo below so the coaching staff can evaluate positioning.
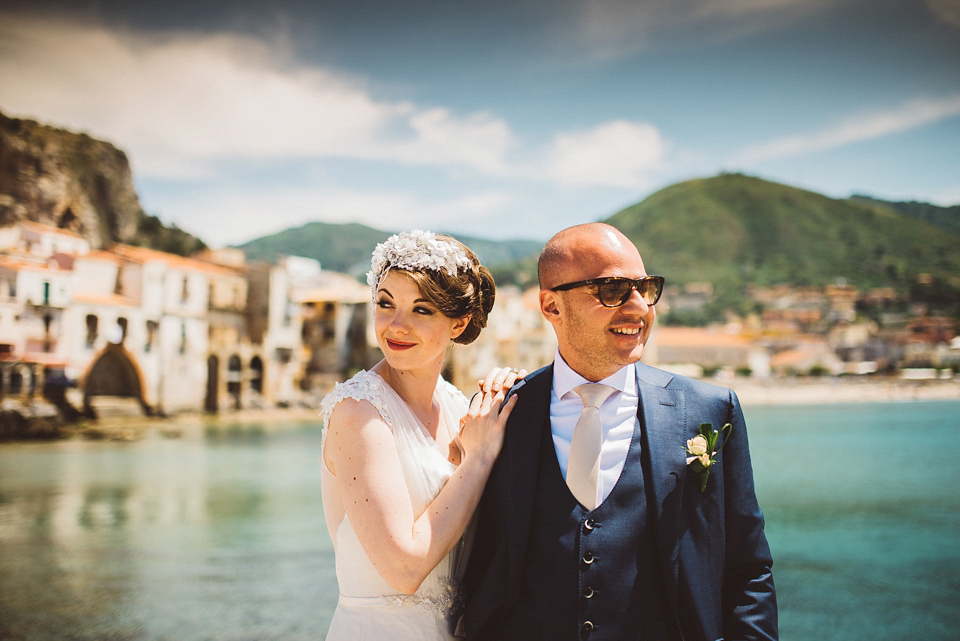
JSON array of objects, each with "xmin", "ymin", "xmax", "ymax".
[
  {"xmin": 43, "ymin": 314, "xmax": 53, "ymax": 352},
  {"xmin": 145, "ymin": 320, "xmax": 158, "ymax": 353},
  {"xmin": 114, "ymin": 266, "xmax": 124, "ymax": 295},
  {"xmin": 85, "ymin": 315, "xmax": 98, "ymax": 349}
]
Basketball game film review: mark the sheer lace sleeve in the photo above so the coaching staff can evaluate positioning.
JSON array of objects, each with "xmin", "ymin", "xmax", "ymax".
[{"xmin": 320, "ymin": 371, "xmax": 392, "ymax": 446}]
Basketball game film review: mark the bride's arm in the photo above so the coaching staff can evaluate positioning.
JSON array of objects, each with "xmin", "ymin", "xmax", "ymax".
[{"xmin": 324, "ymin": 386, "xmax": 517, "ymax": 595}]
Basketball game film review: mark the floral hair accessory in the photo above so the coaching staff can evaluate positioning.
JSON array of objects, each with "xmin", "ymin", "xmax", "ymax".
[
  {"xmin": 367, "ymin": 230, "xmax": 471, "ymax": 298},
  {"xmin": 684, "ymin": 422, "xmax": 733, "ymax": 492}
]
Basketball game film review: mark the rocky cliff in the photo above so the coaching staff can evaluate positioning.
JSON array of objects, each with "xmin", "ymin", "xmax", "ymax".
[{"xmin": 0, "ymin": 109, "xmax": 204, "ymax": 254}]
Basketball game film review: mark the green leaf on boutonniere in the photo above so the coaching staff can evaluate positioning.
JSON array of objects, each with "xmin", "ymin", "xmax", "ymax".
[{"xmin": 684, "ymin": 421, "xmax": 733, "ymax": 492}]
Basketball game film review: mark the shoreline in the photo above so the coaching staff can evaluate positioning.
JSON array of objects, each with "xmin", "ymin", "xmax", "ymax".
[
  {"xmin": 725, "ymin": 377, "xmax": 960, "ymax": 406},
  {"xmin": 3, "ymin": 377, "xmax": 958, "ymax": 443}
]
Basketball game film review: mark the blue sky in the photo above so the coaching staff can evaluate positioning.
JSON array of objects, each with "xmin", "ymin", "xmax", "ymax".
[{"xmin": 1, "ymin": 0, "xmax": 958, "ymax": 249}]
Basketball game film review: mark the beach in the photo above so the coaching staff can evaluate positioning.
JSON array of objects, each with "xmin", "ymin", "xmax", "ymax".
[
  {"xmin": 726, "ymin": 376, "xmax": 960, "ymax": 405},
  {"xmin": 5, "ymin": 375, "xmax": 958, "ymax": 444}
]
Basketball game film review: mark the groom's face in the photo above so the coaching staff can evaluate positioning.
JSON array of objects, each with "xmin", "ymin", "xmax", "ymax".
[{"xmin": 540, "ymin": 230, "xmax": 656, "ymax": 382}]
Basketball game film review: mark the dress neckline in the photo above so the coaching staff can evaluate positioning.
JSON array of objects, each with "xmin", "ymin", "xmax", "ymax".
[{"xmin": 368, "ymin": 370, "xmax": 452, "ymax": 449}]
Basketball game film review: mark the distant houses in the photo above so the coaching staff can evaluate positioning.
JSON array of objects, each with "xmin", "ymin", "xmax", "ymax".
[
  {"xmin": 0, "ymin": 221, "xmax": 956, "ymax": 425},
  {"xmin": 0, "ymin": 221, "xmax": 370, "ymax": 419}
]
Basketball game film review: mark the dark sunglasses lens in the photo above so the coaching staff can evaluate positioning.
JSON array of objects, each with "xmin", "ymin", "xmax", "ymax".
[
  {"xmin": 597, "ymin": 280, "xmax": 634, "ymax": 306},
  {"xmin": 596, "ymin": 278, "xmax": 663, "ymax": 306},
  {"xmin": 639, "ymin": 278, "xmax": 663, "ymax": 304}
]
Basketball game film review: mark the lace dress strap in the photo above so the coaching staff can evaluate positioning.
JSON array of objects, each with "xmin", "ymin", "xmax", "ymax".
[{"xmin": 320, "ymin": 371, "xmax": 392, "ymax": 444}]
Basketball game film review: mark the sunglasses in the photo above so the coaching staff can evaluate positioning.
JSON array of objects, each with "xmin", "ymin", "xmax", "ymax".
[{"xmin": 551, "ymin": 275, "xmax": 665, "ymax": 308}]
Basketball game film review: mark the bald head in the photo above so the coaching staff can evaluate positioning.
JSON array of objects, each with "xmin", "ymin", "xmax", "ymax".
[{"xmin": 538, "ymin": 223, "xmax": 643, "ymax": 289}]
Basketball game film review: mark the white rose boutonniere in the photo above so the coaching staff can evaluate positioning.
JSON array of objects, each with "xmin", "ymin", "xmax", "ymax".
[{"xmin": 684, "ymin": 422, "xmax": 733, "ymax": 492}]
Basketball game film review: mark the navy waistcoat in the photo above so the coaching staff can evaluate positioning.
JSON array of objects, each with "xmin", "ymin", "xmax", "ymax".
[{"xmin": 494, "ymin": 412, "xmax": 678, "ymax": 641}]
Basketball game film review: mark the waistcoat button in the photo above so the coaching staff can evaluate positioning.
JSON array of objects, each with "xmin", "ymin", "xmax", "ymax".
[
  {"xmin": 581, "ymin": 620, "xmax": 594, "ymax": 637},
  {"xmin": 582, "ymin": 552, "xmax": 595, "ymax": 564},
  {"xmin": 584, "ymin": 518, "xmax": 595, "ymax": 531},
  {"xmin": 583, "ymin": 586, "xmax": 595, "ymax": 599}
]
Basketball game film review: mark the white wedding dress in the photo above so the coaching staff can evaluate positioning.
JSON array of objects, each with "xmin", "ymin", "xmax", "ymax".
[{"xmin": 319, "ymin": 370, "xmax": 472, "ymax": 641}]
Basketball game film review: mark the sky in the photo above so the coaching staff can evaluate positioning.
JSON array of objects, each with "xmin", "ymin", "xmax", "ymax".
[{"xmin": 0, "ymin": 0, "xmax": 958, "ymax": 249}]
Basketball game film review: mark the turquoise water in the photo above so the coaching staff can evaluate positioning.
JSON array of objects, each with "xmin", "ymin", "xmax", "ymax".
[
  {"xmin": 1, "ymin": 402, "xmax": 958, "ymax": 640},
  {"xmin": 744, "ymin": 401, "xmax": 960, "ymax": 640}
]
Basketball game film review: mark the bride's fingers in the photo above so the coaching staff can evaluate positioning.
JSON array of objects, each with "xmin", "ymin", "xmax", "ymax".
[
  {"xmin": 468, "ymin": 389, "xmax": 485, "ymax": 416},
  {"xmin": 478, "ymin": 366, "xmax": 524, "ymax": 394},
  {"xmin": 479, "ymin": 384, "xmax": 505, "ymax": 415},
  {"xmin": 502, "ymin": 368, "xmax": 524, "ymax": 388},
  {"xmin": 478, "ymin": 367, "xmax": 506, "ymax": 393}
]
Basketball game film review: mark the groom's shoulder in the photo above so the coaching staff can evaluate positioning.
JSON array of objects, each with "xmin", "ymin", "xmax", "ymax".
[
  {"xmin": 500, "ymin": 364, "xmax": 551, "ymax": 406},
  {"xmin": 526, "ymin": 364, "xmax": 552, "ymax": 383},
  {"xmin": 636, "ymin": 361, "xmax": 734, "ymax": 401}
]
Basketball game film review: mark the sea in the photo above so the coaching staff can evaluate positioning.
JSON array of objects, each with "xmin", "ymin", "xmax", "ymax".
[{"xmin": 1, "ymin": 400, "xmax": 958, "ymax": 640}]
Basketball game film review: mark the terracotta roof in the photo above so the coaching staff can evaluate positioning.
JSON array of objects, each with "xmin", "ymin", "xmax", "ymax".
[
  {"xmin": 655, "ymin": 326, "xmax": 754, "ymax": 348},
  {"xmin": 769, "ymin": 349, "xmax": 810, "ymax": 368},
  {"xmin": 79, "ymin": 250, "xmax": 125, "ymax": 264},
  {"xmin": 0, "ymin": 254, "xmax": 69, "ymax": 272},
  {"xmin": 109, "ymin": 244, "xmax": 243, "ymax": 277}
]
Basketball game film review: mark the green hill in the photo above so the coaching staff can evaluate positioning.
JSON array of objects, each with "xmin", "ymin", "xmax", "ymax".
[
  {"xmin": 607, "ymin": 173, "xmax": 960, "ymax": 287},
  {"xmin": 605, "ymin": 173, "xmax": 960, "ymax": 318},
  {"xmin": 235, "ymin": 221, "xmax": 541, "ymax": 277},
  {"xmin": 234, "ymin": 174, "xmax": 960, "ymax": 320},
  {"xmin": 848, "ymin": 195, "xmax": 960, "ymax": 236}
]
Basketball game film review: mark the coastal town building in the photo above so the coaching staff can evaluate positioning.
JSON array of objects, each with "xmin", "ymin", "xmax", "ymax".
[
  {"xmin": 0, "ymin": 221, "xmax": 956, "ymax": 424},
  {"xmin": 0, "ymin": 222, "xmax": 317, "ymax": 416},
  {"xmin": 655, "ymin": 326, "xmax": 772, "ymax": 378},
  {"xmin": 449, "ymin": 285, "xmax": 556, "ymax": 391}
]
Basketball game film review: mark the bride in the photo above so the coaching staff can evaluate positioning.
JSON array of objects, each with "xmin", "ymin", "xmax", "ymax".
[{"xmin": 320, "ymin": 230, "xmax": 522, "ymax": 640}]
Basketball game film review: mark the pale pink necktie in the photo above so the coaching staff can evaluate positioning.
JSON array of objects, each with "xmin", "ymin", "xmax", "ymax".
[{"xmin": 567, "ymin": 383, "xmax": 615, "ymax": 510}]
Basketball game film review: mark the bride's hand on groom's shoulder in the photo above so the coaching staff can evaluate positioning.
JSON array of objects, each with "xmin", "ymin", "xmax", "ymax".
[
  {"xmin": 451, "ymin": 367, "xmax": 525, "ymax": 467},
  {"xmin": 476, "ymin": 366, "xmax": 527, "ymax": 396}
]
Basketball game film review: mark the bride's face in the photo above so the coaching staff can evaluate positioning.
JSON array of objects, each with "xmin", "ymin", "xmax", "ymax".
[{"xmin": 374, "ymin": 270, "xmax": 468, "ymax": 373}]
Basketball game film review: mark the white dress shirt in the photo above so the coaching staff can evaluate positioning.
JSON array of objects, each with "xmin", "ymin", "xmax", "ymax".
[{"xmin": 550, "ymin": 350, "xmax": 639, "ymax": 507}]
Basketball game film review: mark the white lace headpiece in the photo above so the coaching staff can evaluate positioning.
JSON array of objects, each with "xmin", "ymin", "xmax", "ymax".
[{"xmin": 367, "ymin": 230, "xmax": 471, "ymax": 298}]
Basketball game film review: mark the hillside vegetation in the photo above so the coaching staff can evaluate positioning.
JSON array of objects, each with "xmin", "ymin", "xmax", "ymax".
[
  {"xmin": 237, "ymin": 174, "xmax": 960, "ymax": 322},
  {"xmin": 237, "ymin": 221, "xmax": 541, "ymax": 277},
  {"xmin": 605, "ymin": 174, "xmax": 960, "ymax": 316},
  {"xmin": 849, "ymin": 195, "xmax": 960, "ymax": 236}
]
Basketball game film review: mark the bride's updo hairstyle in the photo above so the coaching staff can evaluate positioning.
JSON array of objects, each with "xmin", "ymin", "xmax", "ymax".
[{"xmin": 367, "ymin": 230, "xmax": 495, "ymax": 345}]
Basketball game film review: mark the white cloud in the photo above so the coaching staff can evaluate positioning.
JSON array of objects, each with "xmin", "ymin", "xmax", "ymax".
[
  {"xmin": 0, "ymin": 15, "xmax": 514, "ymax": 179},
  {"xmin": 543, "ymin": 120, "xmax": 668, "ymax": 188},
  {"xmin": 733, "ymin": 94, "xmax": 960, "ymax": 164},
  {"xmin": 387, "ymin": 108, "xmax": 514, "ymax": 175}
]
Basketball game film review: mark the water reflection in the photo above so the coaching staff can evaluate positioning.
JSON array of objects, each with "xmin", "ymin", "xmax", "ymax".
[
  {"xmin": 0, "ymin": 422, "xmax": 334, "ymax": 641},
  {"xmin": 4, "ymin": 405, "xmax": 960, "ymax": 641}
]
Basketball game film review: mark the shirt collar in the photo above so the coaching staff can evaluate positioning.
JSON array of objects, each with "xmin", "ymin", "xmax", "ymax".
[{"xmin": 552, "ymin": 349, "xmax": 636, "ymax": 400}]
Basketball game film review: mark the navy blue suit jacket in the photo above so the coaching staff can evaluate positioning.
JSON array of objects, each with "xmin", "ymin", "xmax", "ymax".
[{"xmin": 460, "ymin": 362, "xmax": 778, "ymax": 641}]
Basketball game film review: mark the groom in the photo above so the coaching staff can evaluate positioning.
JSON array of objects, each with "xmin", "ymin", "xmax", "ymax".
[{"xmin": 459, "ymin": 223, "xmax": 777, "ymax": 641}]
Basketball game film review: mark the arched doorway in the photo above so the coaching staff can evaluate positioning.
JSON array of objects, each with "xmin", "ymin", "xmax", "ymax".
[
  {"xmin": 227, "ymin": 355, "xmax": 242, "ymax": 410},
  {"xmin": 83, "ymin": 344, "xmax": 148, "ymax": 416},
  {"xmin": 250, "ymin": 356, "xmax": 264, "ymax": 395}
]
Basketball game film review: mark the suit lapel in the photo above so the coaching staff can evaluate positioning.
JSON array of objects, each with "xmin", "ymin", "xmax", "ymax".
[
  {"xmin": 635, "ymin": 363, "xmax": 686, "ymax": 608},
  {"xmin": 506, "ymin": 365, "xmax": 552, "ymax": 599}
]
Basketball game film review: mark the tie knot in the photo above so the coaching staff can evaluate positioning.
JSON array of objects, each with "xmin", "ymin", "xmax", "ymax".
[{"xmin": 574, "ymin": 383, "xmax": 615, "ymax": 409}]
